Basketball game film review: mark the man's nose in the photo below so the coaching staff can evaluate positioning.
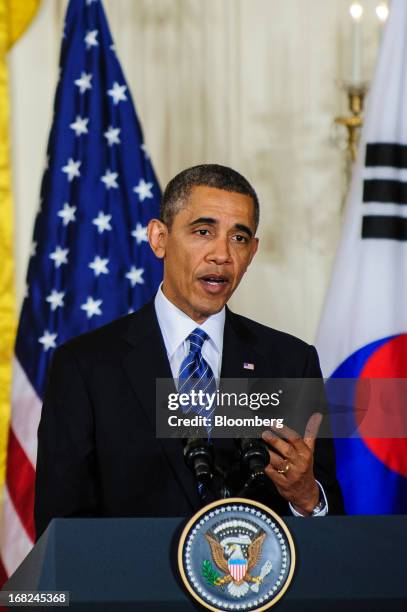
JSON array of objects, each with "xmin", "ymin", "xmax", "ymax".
[{"xmin": 207, "ymin": 235, "xmax": 232, "ymax": 265}]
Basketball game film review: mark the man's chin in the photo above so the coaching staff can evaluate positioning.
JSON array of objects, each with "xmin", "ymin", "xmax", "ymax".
[{"xmin": 191, "ymin": 295, "xmax": 229, "ymax": 321}]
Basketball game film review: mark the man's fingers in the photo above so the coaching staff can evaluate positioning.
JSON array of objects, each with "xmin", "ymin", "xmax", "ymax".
[
  {"xmin": 266, "ymin": 449, "xmax": 293, "ymax": 473},
  {"xmin": 304, "ymin": 412, "xmax": 323, "ymax": 451},
  {"xmin": 262, "ymin": 430, "xmax": 293, "ymax": 459},
  {"xmin": 263, "ymin": 423, "xmax": 304, "ymax": 453},
  {"xmin": 264, "ymin": 457, "xmax": 291, "ymax": 487},
  {"xmin": 271, "ymin": 423, "xmax": 302, "ymax": 445},
  {"xmin": 263, "ymin": 412, "xmax": 323, "ymax": 456}
]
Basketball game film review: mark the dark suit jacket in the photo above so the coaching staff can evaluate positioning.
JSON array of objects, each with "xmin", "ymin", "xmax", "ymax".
[{"xmin": 35, "ymin": 301, "xmax": 344, "ymax": 538}]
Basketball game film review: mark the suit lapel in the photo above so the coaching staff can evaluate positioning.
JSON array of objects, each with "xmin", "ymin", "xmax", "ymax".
[
  {"xmin": 220, "ymin": 307, "xmax": 267, "ymax": 378},
  {"xmin": 121, "ymin": 302, "xmax": 200, "ymax": 510},
  {"xmin": 122, "ymin": 302, "xmax": 172, "ymax": 431}
]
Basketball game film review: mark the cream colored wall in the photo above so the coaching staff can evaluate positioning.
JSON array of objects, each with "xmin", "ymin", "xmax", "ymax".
[{"xmin": 8, "ymin": 0, "xmax": 383, "ymax": 343}]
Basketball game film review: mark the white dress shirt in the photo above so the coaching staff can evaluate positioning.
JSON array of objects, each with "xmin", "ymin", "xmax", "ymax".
[
  {"xmin": 153, "ymin": 284, "xmax": 327, "ymax": 517},
  {"xmin": 154, "ymin": 284, "xmax": 225, "ymax": 382}
]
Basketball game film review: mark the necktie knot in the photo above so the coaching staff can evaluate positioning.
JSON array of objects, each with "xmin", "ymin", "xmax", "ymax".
[{"xmin": 187, "ymin": 328, "xmax": 209, "ymax": 354}]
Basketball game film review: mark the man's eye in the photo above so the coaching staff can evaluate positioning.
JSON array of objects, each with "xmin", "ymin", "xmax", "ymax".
[
  {"xmin": 232, "ymin": 234, "xmax": 248, "ymax": 243},
  {"xmin": 195, "ymin": 229, "xmax": 210, "ymax": 236}
]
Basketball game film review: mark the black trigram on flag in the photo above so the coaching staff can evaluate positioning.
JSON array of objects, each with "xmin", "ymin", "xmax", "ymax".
[{"xmin": 362, "ymin": 143, "xmax": 407, "ymax": 241}]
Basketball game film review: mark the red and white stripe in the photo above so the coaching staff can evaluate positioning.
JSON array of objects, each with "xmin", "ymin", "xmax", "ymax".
[
  {"xmin": 0, "ymin": 358, "xmax": 41, "ymax": 581},
  {"xmin": 228, "ymin": 560, "xmax": 247, "ymax": 582}
]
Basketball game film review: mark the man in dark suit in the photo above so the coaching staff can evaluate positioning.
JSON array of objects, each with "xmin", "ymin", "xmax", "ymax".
[{"xmin": 35, "ymin": 164, "xmax": 343, "ymax": 538}]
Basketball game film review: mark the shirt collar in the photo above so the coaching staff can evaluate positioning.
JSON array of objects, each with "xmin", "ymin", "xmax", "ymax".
[{"xmin": 154, "ymin": 283, "xmax": 225, "ymax": 359}]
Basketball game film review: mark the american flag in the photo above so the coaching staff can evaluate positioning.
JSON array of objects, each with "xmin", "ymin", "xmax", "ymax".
[{"xmin": 0, "ymin": 0, "xmax": 162, "ymax": 581}]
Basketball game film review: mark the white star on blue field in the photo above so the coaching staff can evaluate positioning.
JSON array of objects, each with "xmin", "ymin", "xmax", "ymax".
[{"xmin": 17, "ymin": 0, "xmax": 162, "ymax": 397}]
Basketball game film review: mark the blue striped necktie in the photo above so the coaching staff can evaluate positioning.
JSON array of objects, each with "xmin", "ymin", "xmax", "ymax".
[{"xmin": 178, "ymin": 328, "xmax": 217, "ymax": 424}]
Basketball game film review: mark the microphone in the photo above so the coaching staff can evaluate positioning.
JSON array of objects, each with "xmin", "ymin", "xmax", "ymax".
[
  {"xmin": 237, "ymin": 438, "xmax": 269, "ymax": 487},
  {"xmin": 183, "ymin": 438, "xmax": 215, "ymax": 486}
]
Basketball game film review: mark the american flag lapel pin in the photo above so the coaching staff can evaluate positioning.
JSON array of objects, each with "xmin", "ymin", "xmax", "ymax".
[{"xmin": 243, "ymin": 362, "xmax": 255, "ymax": 371}]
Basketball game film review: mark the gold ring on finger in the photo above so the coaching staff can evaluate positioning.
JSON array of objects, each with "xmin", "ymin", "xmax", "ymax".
[{"xmin": 276, "ymin": 460, "xmax": 290, "ymax": 474}]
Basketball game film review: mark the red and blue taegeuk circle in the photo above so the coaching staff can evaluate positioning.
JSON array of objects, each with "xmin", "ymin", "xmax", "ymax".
[{"xmin": 331, "ymin": 334, "xmax": 407, "ymax": 477}]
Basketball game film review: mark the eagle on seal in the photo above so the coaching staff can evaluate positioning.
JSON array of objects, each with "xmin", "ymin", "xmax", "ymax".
[{"xmin": 205, "ymin": 530, "xmax": 271, "ymax": 598}]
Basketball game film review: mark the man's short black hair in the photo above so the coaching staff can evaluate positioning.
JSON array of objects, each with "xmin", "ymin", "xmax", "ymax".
[{"xmin": 160, "ymin": 164, "xmax": 259, "ymax": 229}]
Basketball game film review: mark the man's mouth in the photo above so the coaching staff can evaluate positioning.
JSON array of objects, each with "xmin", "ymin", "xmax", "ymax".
[
  {"xmin": 200, "ymin": 274, "xmax": 228, "ymax": 285},
  {"xmin": 198, "ymin": 274, "xmax": 230, "ymax": 294}
]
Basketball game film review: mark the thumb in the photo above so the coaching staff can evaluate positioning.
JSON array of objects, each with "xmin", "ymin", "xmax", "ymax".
[{"xmin": 303, "ymin": 412, "xmax": 323, "ymax": 451}]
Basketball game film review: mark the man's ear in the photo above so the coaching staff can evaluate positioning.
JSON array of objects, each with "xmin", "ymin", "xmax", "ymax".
[{"xmin": 148, "ymin": 219, "xmax": 168, "ymax": 259}]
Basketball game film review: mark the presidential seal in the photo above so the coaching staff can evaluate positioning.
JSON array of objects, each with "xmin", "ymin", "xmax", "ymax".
[{"xmin": 178, "ymin": 498, "xmax": 295, "ymax": 612}]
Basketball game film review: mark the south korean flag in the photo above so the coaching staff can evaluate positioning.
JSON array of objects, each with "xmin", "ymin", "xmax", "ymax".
[{"xmin": 317, "ymin": 0, "xmax": 407, "ymax": 514}]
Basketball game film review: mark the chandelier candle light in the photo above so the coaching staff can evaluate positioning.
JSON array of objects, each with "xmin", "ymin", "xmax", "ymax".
[
  {"xmin": 335, "ymin": 3, "xmax": 367, "ymax": 164},
  {"xmin": 335, "ymin": 2, "xmax": 389, "ymax": 164},
  {"xmin": 350, "ymin": 2, "xmax": 363, "ymax": 85}
]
